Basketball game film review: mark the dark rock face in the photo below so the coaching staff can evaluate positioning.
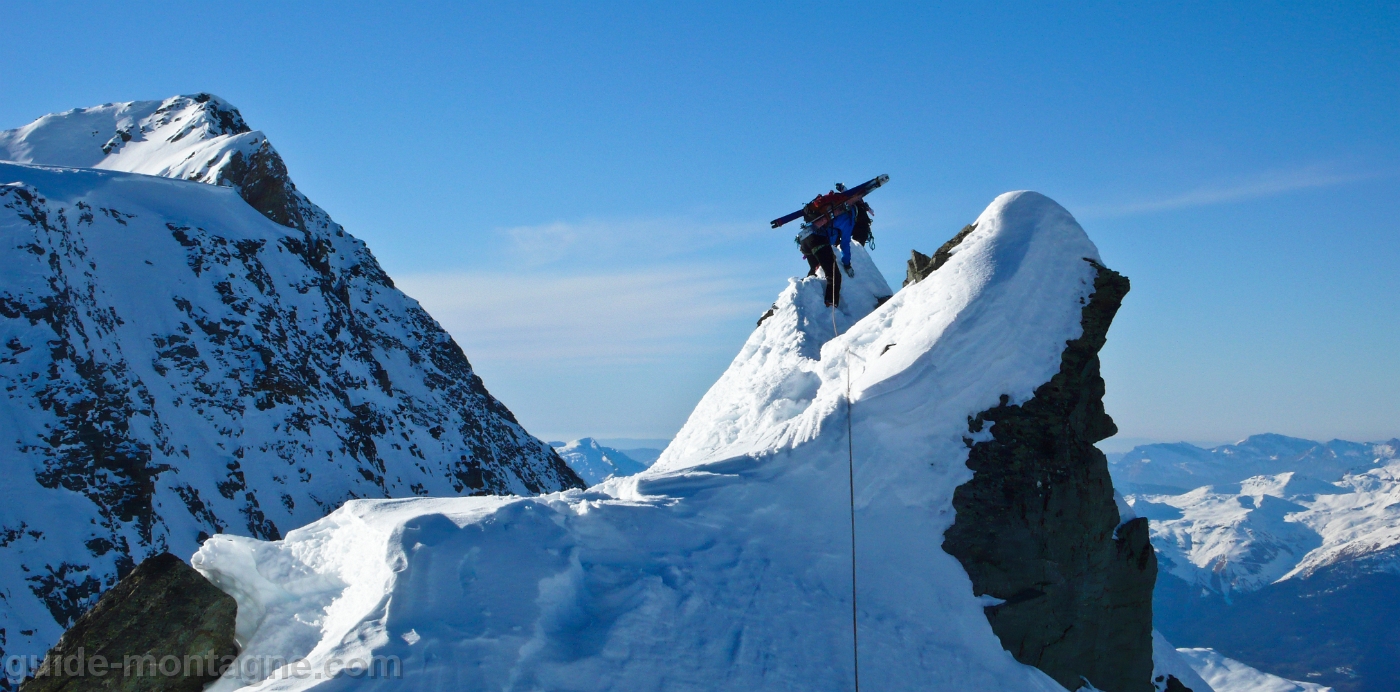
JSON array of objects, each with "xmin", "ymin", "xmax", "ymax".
[
  {"xmin": 941, "ymin": 260, "xmax": 1162, "ymax": 692},
  {"xmin": 1162, "ymin": 676, "xmax": 1192, "ymax": 692},
  {"xmin": 22, "ymin": 553, "xmax": 236, "ymax": 692},
  {"xmin": 172, "ymin": 94, "xmax": 315, "ymax": 238},
  {"xmin": 756, "ymin": 304, "xmax": 777, "ymax": 327}
]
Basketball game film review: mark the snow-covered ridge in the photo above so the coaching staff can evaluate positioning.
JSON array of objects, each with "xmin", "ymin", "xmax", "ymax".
[
  {"xmin": 2, "ymin": 93, "xmax": 325, "ymax": 234},
  {"xmin": 188, "ymin": 191, "xmax": 1177, "ymax": 691},
  {"xmin": 0, "ymin": 94, "xmax": 259, "ymax": 185},
  {"xmin": 653, "ymin": 239, "xmax": 891, "ymax": 471},
  {"xmin": 0, "ymin": 96, "xmax": 579, "ymax": 673}
]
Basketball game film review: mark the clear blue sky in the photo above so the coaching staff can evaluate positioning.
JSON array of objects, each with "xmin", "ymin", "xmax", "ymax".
[{"xmin": 4, "ymin": 1, "xmax": 1397, "ymax": 446}]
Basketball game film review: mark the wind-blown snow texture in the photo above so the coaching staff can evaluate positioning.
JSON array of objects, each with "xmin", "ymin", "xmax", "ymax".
[
  {"xmin": 192, "ymin": 192, "xmax": 1191, "ymax": 691},
  {"xmin": 0, "ymin": 95, "xmax": 579, "ymax": 671}
]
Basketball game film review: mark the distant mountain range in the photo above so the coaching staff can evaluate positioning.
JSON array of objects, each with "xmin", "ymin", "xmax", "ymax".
[
  {"xmin": 1110, "ymin": 434, "xmax": 1400, "ymax": 692},
  {"xmin": 551, "ymin": 438, "xmax": 651, "ymax": 485},
  {"xmin": 1109, "ymin": 433, "xmax": 1398, "ymax": 495}
]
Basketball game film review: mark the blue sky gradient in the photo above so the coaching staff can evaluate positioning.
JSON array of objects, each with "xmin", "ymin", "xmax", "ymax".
[{"xmin": 3, "ymin": 1, "xmax": 1397, "ymax": 445}]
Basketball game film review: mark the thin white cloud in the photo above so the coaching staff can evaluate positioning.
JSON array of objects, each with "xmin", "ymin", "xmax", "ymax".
[
  {"xmin": 506, "ymin": 221, "xmax": 581, "ymax": 266},
  {"xmin": 395, "ymin": 268, "xmax": 773, "ymax": 364},
  {"xmin": 1078, "ymin": 166, "xmax": 1380, "ymax": 218},
  {"xmin": 496, "ymin": 217, "xmax": 762, "ymax": 267}
]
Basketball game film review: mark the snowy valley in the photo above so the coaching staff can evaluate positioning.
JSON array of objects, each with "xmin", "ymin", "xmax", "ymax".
[{"xmin": 1110, "ymin": 436, "xmax": 1400, "ymax": 691}]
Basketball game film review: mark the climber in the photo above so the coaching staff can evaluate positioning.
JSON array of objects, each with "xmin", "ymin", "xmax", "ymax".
[
  {"xmin": 797, "ymin": 197, "xmax": 857, "ymax": 307},
  {"xmin": 771, "ymin": 175, "xmax": 888, "ymax": 308}
]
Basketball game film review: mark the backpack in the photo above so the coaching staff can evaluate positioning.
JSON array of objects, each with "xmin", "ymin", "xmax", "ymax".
[
  {"xmin": 802, "ymin": 191, "xmax": 843, "ymax": 223},
  {"xmin": 852, "ymin": 200, "xmax": 874, "ymax": 247}
]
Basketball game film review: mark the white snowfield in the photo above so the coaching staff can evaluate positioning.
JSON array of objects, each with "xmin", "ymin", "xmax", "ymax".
[
  {"xmin": 1151, "ymin": 632, "xmax": 1214, "ymax": 692},
  {"xmin": 1176, "ymin": 649, "xmax": 1333, "ymax": 692},
  {"xmin": 194, "ymin": 191, "xmax": 1219, "ymax": 691},
  {"xmin": 1129, "ymin": 461, "xmax": 1400, "ymax": 598}
]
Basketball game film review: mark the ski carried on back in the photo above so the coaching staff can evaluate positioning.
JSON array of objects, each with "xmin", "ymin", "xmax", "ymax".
[{"xmin": 770, "ymin": 174, "xmax": 890, "ymax": 229}]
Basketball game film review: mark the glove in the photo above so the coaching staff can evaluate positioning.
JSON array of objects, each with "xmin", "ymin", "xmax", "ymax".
[{"xmin": 842, "ymin": 262, "xmax": 854, "ymax": 278}]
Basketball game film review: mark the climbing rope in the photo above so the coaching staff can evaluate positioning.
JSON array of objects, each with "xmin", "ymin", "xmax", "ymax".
[{"xmin": 829, "ymin": 273, "xmax": 861, "ymax": 692}]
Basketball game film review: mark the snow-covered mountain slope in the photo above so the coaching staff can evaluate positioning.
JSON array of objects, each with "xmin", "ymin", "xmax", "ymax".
[
  {"xmin": 1134, "ymin": 451, "xmax": 1400, "ymax": 691},
  {"xmin": 1178, "ymin": 649, "xmax": 1332, "ymax": 692},
  {"xmin": 1128, "ymin": 462, "xmax": 1400, "ymax": 598},
  {"xmin": 1, "ymin": 94, "xmax": 352, "ymax": 238},
  {"xmin": 1151, "ymin": 632, "xmax": 1216, "ymax": 692},
  {"xmin": 653, "ymin": 241, "xmax": 891, "ymax": 470},
  {"xmin": 0, "ymin": 94, "xmax": 263, "ymax": 186},
  {"xmin": 191, "ymin": 192, "xmax": 1188, "ymax": 691},
  {"xmin": 553, "ymin": 438, "xmax": 648, "ymax": 485},
  {"xmin": 1154, "ymin": 555, "xmax": 1396, "ymax": 692},
  {"xmin": 0, "ymin": 96, "xmax": 580, "ymax": 673},
  {"xmin": 1111, "ymin": 435, "xmax": 1397, "ymax": 494}
]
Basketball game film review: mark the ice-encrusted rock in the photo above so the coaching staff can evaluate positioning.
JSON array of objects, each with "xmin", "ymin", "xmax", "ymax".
[
  {"xmin": 904, "ymin": 222, "xmax": 977, "ymax": 286},
  {"xmin": 0, "ymin": 96, "xmax": 581, "ymax": 678}
]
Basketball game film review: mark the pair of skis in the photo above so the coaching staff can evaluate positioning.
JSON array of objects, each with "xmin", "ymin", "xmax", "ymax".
[{"xmin": 770, "ymin": 174, "xmax": 889, "ymax": 229}]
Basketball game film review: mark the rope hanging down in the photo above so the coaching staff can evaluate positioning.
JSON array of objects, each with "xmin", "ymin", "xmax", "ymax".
[{"xmin": 830, "ymin": 298, "xmax": 861, "ymax": 692}]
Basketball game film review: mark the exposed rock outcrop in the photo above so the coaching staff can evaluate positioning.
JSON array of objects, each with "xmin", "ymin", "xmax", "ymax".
[
  {"xmin": 941, "ymin": 257, "xmax": 1164, "ymax": 692},
  {"xmin": 23, "ymin": 553, "xmax": 236, "ymax": 692},
  {"xmin": 904, "ymin": 222, "xmax": 977, "ymax": 286}
]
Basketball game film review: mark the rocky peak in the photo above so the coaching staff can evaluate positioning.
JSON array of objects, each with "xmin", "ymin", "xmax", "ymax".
[
  {"xmin": 0, "ymin": 97, "xmax": 582, "ymax": 685},
  {"xmin": 941, "ymin": 257, "xmax": 1165, "ymax": 692},
  {"xmin": 904, "ymin": 222, "xmax": 977, "ymax": 286}
]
